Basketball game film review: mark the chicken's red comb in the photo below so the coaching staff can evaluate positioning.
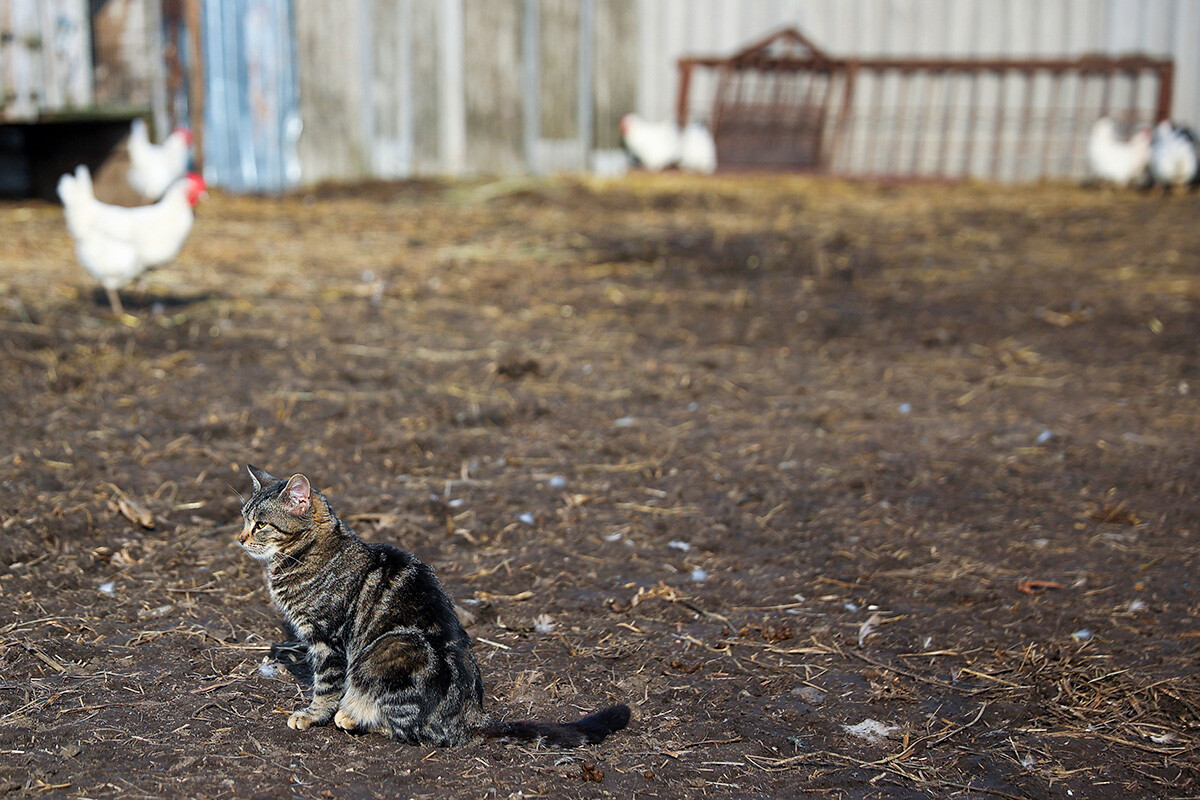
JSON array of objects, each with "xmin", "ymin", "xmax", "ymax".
[
  {"xmin": 175, "ymin": 127, "xmax": 194, "ymax": 145},
  {"xmin": 185, "ymin": 172, "xmax": 207, "ymax": 205}
]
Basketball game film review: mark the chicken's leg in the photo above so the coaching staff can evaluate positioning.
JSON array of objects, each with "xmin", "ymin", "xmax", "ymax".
[{"xmin": 105, "ymin": 287, "xmax": 124, "ymax": 315}]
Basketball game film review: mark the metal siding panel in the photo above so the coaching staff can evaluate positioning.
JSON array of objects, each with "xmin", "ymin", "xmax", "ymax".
[{"xmin": 202, "ymin": 0, "xmax": 299, "ymax": 192}]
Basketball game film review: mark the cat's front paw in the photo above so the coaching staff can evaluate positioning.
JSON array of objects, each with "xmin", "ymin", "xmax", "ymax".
[
  {"xmin": 334, "ymin": 708, "xmax": 360, "ymax": 731},
  {"xmin": 288, "ymin": 709, "xmax": 320, "ymax": 730}
]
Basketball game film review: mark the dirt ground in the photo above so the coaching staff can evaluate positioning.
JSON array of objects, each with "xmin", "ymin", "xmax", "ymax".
[{"xmin": 1, "ymin": 173, "xmax": 1198, "ymax": 800}]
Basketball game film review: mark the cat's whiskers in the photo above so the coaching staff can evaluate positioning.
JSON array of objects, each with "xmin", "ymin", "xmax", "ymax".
[{"xmin": 269, "ymin": 548, "xmax": 305, "ymax": 572}]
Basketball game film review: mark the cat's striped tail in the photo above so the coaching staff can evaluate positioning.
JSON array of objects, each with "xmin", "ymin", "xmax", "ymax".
[{"xmin": 481, "ymin": 703, "xmax": 631, "ymax": 748}]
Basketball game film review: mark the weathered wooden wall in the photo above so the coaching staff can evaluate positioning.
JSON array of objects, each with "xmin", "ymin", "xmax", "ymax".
[
  {"xmin": 463, "ymin": 0, "xmax": 524, "ymax": 174},
  {"xmin": 292, "ymin": 1, "xmax": 369, "ymax": 182},
  {"xmin": 289, "ymin": 0, "xmax": 638, "ymax": 184},
  {"xmin": 593, "ymin": 0, "xmax": 637, "ymax": 152},
  {"xmin": 1, "ymin": 0, "xmax": 93, "ymax": 122},
  {"xmin": 0, "ymin": 0, "xmax": 168, "ymax": 124}
]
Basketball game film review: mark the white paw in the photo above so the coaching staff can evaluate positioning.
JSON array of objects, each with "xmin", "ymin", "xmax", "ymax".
[
  {"xmin": 288, "ymin": 710, "xmax": 316, "ymax": 730},
  {"xmin": 334, "ymin": 708, "xmax": 358, "ymax": 731}
]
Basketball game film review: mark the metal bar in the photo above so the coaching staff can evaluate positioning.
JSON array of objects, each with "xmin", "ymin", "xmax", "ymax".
[
  {"xmin": 827, "ymin": 65, "xmax": 856, "ymax": 173},
  {"xmin": 679, "ymin": 54, "xmax": 1172, "ymax": 74},
  {"xmin": 990, "ymin": 70, "xmax": 1006, "ymax": 180},
  {"xmin": 1065, "ymin": 73, "xmax": 1090, "ymax": 176},
  {"xmin": 1155, "ymin": 61, "xmax": 1174, "ymax": 122},
  {"xmin": 812, "ymin": 71, "xmax": 833, "ymax": 172},
  {"xmin": 1040, "ymin": 71, "xmax": 1061, "ymax": 178},
  {"xmin": 711, "ymin": 65, "xmax": 732, "ymax": 139},
  {"xmin": 865, "ymin": 70, "xmax": 884, "ymax": 174},
  {"xmin": 1125, "ymin": 71, "xmax": 1140, "ymax": 128},
  {"xmin": 1017, "ymin": 71, "xmax": 1035, "ymax": 182},
  {"xmin": 771, "ymin": 63, "xmax": 789, "ymax": 159},
  {"xmin": 909, "ymin": 71, "xmax": 935, "ymax": 176},
  {"xmin": 689, "ymin": 32, "xmax": 1174, "ymax": 182},
  {"xmin": 961, "ymin": 73, "xmax": 979, "ymax": 178},
  {"xmin": 886, "ymin": 68, "xmax": 910, "ymax": 174},
  {"xmin": 676, "ymin": 60, "xmax": 693, "ymax": 127},
  {"xmin": 935, "ymin": 71, "xmax": 955, "ymax": 179}
]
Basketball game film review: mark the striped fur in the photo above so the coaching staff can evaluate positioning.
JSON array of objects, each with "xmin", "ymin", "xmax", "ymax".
[{"xmin": 238, "ymin": 466, "xmax": 630, "ymax": 748}]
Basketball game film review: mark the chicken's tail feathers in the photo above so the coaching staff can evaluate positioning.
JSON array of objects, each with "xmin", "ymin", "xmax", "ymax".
[
  {"xmin": 56, "ymin": 165, "xmax": 90, "ymax": 204},
  {"xmin": 55, "ymin": 172, "xmax": 74, "ymax": 206},
  {"xmin": 130, "ymin": 117, "xmax": 149, "ymax": 145},
  {"xmin": 57, "ymin": 165, "xmax": 95, "ymax": 234},
  {"xmin": 72, "ymin": 164, "xmax": 94, "ymax": 195},
  {"xmin": 481, "ymin": 703, "xmax": 631, "ymax": 748}
]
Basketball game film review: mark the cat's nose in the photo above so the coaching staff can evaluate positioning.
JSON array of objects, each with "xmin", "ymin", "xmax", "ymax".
[{"xmin": 237, "ymin": 528, "xmax": 251, "ymax": 544}]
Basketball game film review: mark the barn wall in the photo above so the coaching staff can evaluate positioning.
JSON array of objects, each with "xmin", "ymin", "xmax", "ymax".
[
  {"xmin": 640, "ymin": 0, "xmax": 1199, "ymax": 123},
  {"xmin": 642, "ymin": 0, "xmax": 1200, "ymax": 180},
  {"xmin": 292, "ymin": 0, "xmax": 369, "ymax": 183},
  {"xmin": 1, "ymin": 0, "xmax": 93, "ymax": 122},
  {"xmin": 463, "ymin": 0, "xmax": 525, "ymax": 173},
  {"xmin": 288, "ymin": 0, "xmax": 637, "ymax": 183},
  {"xmin": 234, "ymin": 0, "xmax": 1199, "ymax": 187}
]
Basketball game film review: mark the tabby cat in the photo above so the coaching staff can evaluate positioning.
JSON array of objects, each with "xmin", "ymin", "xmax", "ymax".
[{"xmin": 237, "ymin": 465, "xmax": 630, "ymax": 747}]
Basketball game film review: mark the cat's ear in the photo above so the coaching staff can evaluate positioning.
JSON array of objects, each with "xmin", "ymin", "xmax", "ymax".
[
  {"xmin": 281, "ymin": 474, "xmax": 311, "ymax": 516},
  {"xmin": 247, "ymin": 464, "xmax": 276, "ymax": 491}
]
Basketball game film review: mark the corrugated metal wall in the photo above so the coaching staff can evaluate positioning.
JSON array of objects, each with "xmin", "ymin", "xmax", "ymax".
[
  {"xmin": 201, "ymin": 0, "xmax": 300, "ymax": 193},
  {"xmin": 640, "ymin": 0, "xmax": 1200, "ymax": 179},
  {"xmin": 196, "ymin": 0, "xmax": 1198, "ymax": 188}
]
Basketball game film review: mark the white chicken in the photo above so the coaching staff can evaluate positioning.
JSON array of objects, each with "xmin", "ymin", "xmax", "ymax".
[
  {"xmin": 679, "ymin": 121, "xmax": 717, "ymax": 174},
  {"xmin": 619, "ymin": 113, "xmax": 681, "ymax": 172},
  {"xmin": 127, "ymin": 118, "xmax": 192, "ymax": 200},
  {"xmin": 57, "ymin": 165, "xmax": 206, "ymax": 314},
  {"xmin": 1149, "ymin": 120, "xmax": 1199, "ymax": 190},
  {"xmin": 1087, "ymin": 117, "xmax": 1151, "ymax": 188}
]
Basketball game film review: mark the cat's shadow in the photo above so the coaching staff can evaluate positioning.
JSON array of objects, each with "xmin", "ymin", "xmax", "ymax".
[{"xmin": 269, "ymin": 621, "xmax": 312, "ymax": 687}]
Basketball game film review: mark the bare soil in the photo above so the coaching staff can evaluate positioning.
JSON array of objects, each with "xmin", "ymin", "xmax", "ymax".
[{"xmin": 1, "ymin": 174, "xmax": 1198, "ymax": 800}]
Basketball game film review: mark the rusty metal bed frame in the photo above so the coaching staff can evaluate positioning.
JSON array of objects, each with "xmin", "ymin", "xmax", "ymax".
[{"xmin": 677, "ymin": 28, "xmax": 1174, "ymax": 180}]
